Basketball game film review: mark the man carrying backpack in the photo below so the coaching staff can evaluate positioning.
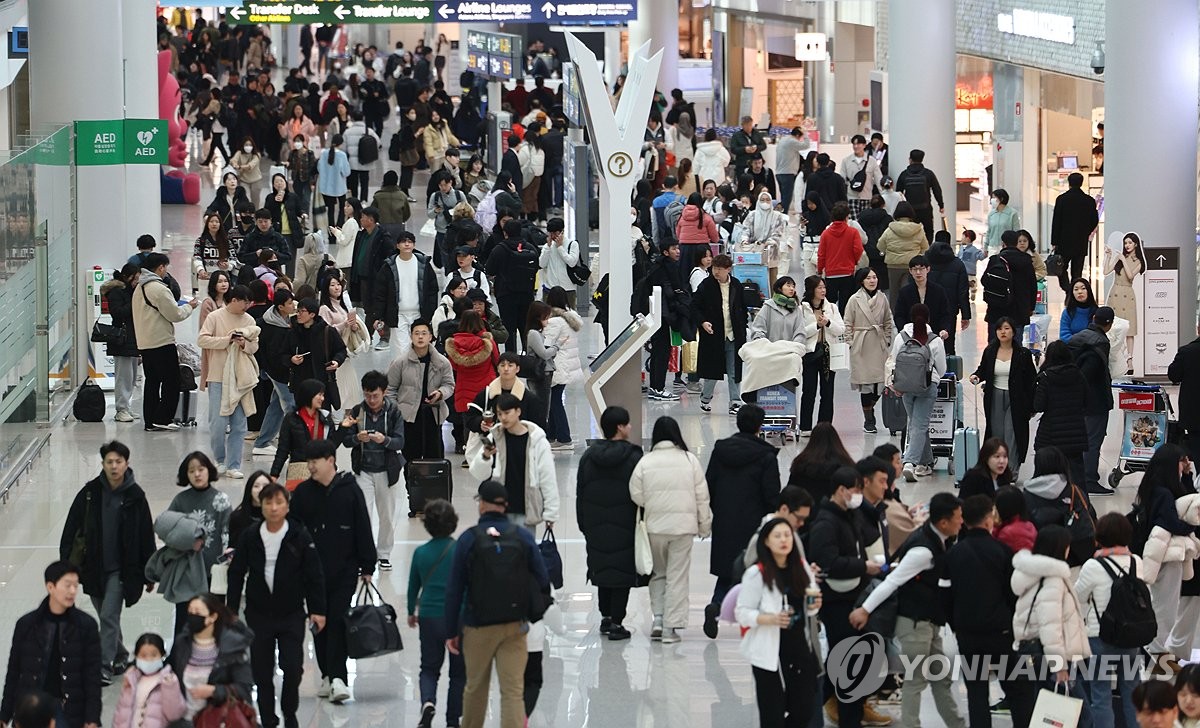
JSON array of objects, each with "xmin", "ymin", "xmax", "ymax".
[
  {"xmin": 895, "ymin": 149, "xmax": 945, "ymax": 243},
  {"xmin": 649, "ymin": 177, "xmax": 684, "ymax": 248},
  {"xmin": 486, "ymin": 220, "xmax": 541, "ymax": 353},
  {"xmin": 1068, "ymin": 307, "xmax": 1116, "ymax": 496},
  {"xmin": 982, "ymin": 230, "xmax": 1037, "ymax": 343},
  {"xmin": 444, "ymin": 480, "xmax": 550, "ymax": 728}
]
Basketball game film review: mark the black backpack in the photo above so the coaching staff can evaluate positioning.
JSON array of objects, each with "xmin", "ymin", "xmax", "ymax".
[
  {"xmin": 358, "ymin": 133, "xmax": 379, "ymax": 164},
  {"xmin": 73, "ymin": 380, "xmax": 106, "ymax": 422},
  {"xmin": 388, "ymin": 132, "xmax": 402, "ymax": 162},
  {"xmin": 980, "ymin": 253, "xmax": 1014, "ymax": 307},
  {"xmin": 900, "ymin": 169, "xmax": 930, "ymax": 209},
  {"xmin": 1092, "ymin": 557, "xmax": 1157, "ymax": 648},
  {"xmin": 468, "ymin": 522, "xmax": 533, "ymax": 625},
  {"xmin": 507, "ymin": 242, "xmax": 540, "ymax": 290}
]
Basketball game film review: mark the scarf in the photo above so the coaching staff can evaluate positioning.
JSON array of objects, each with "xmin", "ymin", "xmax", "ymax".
[
  {"xmin": 862, "ymin": 283, "xmax": 880, "ymax": 298},
  {"xmin": 771, "ymin": 293, "xmax": 797, "ymax": 311}
]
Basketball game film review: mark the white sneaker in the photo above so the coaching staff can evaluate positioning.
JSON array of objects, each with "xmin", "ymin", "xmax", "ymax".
[
  {"xmin": 114, "ymin": 410, "xmax": 134, "ymax": 423},
  {"xmin": 902, "ymin": 463, "xmax": 917, "ymax": 482},
  {"xmin": 373, "ymin": 340, "xmax": 390, "ymax": 351},
  {"xmin": 914, "ymin": 464, "xmax": 934, "ymax": 477},
  {"xmin": 650, "ymin": 616, "xmax": 663, "ymax": 640},
  {"xmin": 217, "ymin": 465, "xmax": 228, "ymax": 476},
  {"xmin": 329, "ymin": 678, "xmax": 351, "ymax": 703},
  {"xmin": 252, "ymin": 445, "xmax": 277, "ymax": 456},
  {"xmin": 550, "ymin": 441, "xmax": 574, "ymax": 452},
  {"xmin": 225, "ymin": 469, "xmax": 245, "ymax": 480},
  {"xmin": 317, "ymin": 677, "xmax": 331, "ymax": 698},
  {"xmin": 660, "ymin": 628, "xmax": 681, "ymax": 644}
]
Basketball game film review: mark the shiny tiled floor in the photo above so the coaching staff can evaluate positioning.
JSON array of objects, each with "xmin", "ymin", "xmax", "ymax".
[{"xmin": 0, "ymin": 149, "xmax": 1143, "ymax": 728}]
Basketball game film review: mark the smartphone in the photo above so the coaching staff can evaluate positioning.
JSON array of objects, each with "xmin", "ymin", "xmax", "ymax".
[
  {"xmin": 309, "ymin": 621, "xmax": 319, "ymax": 637},
  {"xmin": 297, "ymin": 352, "xmax": 310, "ymax": 357},
  {"xmin": 231, "ymin": 332, "xmax": 244, "ymax": 339}
]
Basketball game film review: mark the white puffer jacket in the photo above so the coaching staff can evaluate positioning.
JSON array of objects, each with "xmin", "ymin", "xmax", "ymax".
[
  {"xmin": 1141, "ymin": 493, "xmax": 1200, "ymax": 583},
  {"xmin": 544, "ymin": 309, "xmax": 583, "ymax": 386},
  {"xmin": 800, "ymin": 301, "xmax": 846, "ymax": 352},
  {"xmin": 693, "ymin": 140, "xmax": 731, "ymax": 185},
  {"xmin": 629, "ymin": 441, "xmax": 712, "ymax": 537},
  {"xmin": 1074, "ymin": 552, "xmax": 1145, "ymax": 637},
  {"xmin": 1011, "ymin": 550, "xmax": 1091, "ymax": 666},
  {"xmin": 466, "ymin": 421, "xmax": 559, "ymax": 526}
]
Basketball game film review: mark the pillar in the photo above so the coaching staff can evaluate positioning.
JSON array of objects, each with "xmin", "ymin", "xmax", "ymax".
[
  {"xmin": 30, "ymin": 0, "xmax": 130, "ymax": 271},
  {"xmin": 813, "ymin": 1, "xmax": 836, "ymax": 138},
  {"xmin": 628, "ymin": 0, "xmax": 677, "ymax": 93},
  {"xmin": 886, "ymin": 0, "xmax": 955, "ymax": 234},
  {"xmin": 123, "ymin": 0, "xmax": 161, "ymax": 248},
  {"xmin": 1105, "ymin": 0, "xmax": 1199, "ymax": 345},
  {"xmin": 603, "ymin": 29, "xmax": 622, "ymax": 87}
]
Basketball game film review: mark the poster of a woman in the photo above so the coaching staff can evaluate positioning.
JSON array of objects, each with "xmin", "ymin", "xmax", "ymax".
[{"xmin": 1104, "ymin": 231, "xmax": 1147, "ymax": 374}]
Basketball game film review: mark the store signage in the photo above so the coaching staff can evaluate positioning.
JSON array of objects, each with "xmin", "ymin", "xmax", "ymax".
[
  {"xmin": 465, "ymin": 30, "xmax": 522, "ymax": 80},
  {"xmin": 74, "ymin": 119, "xmax": 168, "ymax": 166},
  {"xmin": 1142, "ymin": 246, "xmax": 1179, "ymax": 377},
  {"xmin": 996, "ymin": 9, "xmax": 1075, "ymax": 45},
  {"xmin": 7, "ymin": 27, "xmax": 28, "ymax": 59},
  {"xmin": 437, "ymin": 0, "xmax": 635, "ymax": 24},
  {"xmin": 956, "ymin": 78, "xmax": 993, "ymax": 109},
  {"xmin": 229, "ymin": 1, "xmax": 432, "ymax": 24}
]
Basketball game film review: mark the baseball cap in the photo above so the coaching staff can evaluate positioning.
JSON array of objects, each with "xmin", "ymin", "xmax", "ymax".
[
  {"xmin": 477, "ymin": 480, "xmax": 507, "ymax": 505},
  {"xmin": 466, "ymin": 288, "xmax": 488, "ymax": 302},
  {"xmin": 454, "ymin": 246, "xmax": 475, "ymax": 257},
  {"xmin": 1094, "ymin": 306, "xmax": 1115, "ymax": 325}
]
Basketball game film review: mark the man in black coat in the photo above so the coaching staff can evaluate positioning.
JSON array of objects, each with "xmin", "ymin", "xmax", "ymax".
[
  {"xmin": 692, "ymin": 255, "xmax": 748, "ymax": 414},
  {"xmin": 1069, "ymin": 307, "xmax": 1115, "ymax": 495},
  {"xmin": 394, "ymin": 66, "xmax": 419, "ymax": 114},
  {"xmin": 350, "ymin": 208, "xmax": 392, "ymax": 333},
  {"xmin": 895, "ymin": 149, "xmax": 945, "ymax": 243},
  {"xmin": 634, "ymin": 241, "xmax": 692, "ymax": 401},
  {"xmin": 360, "ymin": 67, "xmax": 389, "ymax": 137},
  {"xmin": 984, "ymin": 231, "xmax": 1038, "ymax": 343},
  {"xmin": 1050, "ymin": 172, "xmax": 1099, "ymax": 289},
  {"xmin": 58, "ymin": 441, "xmax": 155, "ymax": 684},
  {"xmin": 926, "ymin": 234, "xmax": 971, "ymax": 355},
  {"xmin": 576, "ymin": 406, "xmax": 644, "ymax": 641},
  {"xmin": 501, "ymin": 134, "xmax": 524, "ymax": 194},
  {"xmin": 806, "ymin": 153, "xmax": 848, "ymax": 212},
  {"xmin": 371, "ymin": 231, "xmax": 439, "ymax": 350},
  {"xmin": 702, "ymin": 404, "xmax": 779, "ymax": 638},
  {"xmin": 288, "ymin": 299, "xmax": 349, "ymax": 409},
  {"xmin": 228, "ymin": 482, "xmax": 327, "ymax": 728},
  {"xmin": 1169, "ymin": 328, "xmax": 1200, "ymax": 464},
  {"xmin": 893, "ymin": 254, "xmax": 954, "ymax": 339},
  {"xmin": 0, "ymin": 561, "xmax": 101, "ymax": 728}
]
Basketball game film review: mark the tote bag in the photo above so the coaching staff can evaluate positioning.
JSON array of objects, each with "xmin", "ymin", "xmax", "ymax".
[
  {"xmin": 1029, "ymin": 684, "xmax": 1082, "ymax": 728},
  {"xmin": 828, "ymin": 338, "xmax": 850, "ymax": 372},
  {"xmin": 634, "ymin": 508, "xmax": 654, "ymax": 576}
]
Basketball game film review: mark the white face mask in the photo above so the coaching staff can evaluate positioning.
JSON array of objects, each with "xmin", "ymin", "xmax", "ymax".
[
  {"xmin": 137, "ymin": 658, "xmax": 164, "ymax": 674},
  {"xmin": 758, "ymin": 201, "xmax": 772, "ymax": 211},
  {"xmin": 243, "ymin": 145, "xmax": 254, "ymax": 154},
  {"xmin": 989, "ymin": 198, "xmax": 998, "ymax": 210},
  {"xmin": 630, "ymin": 213, "xmax": 638, "ymax": 224},
  {"xmin": 293, "ymin": 141, "xmax": 304, "ymax": 150},
  {"xmin": 847, "ymin": 493, "xmax": 864, "ymax": 509}
]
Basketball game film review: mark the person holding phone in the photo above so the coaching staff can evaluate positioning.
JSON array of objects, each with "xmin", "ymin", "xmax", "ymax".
[
  {"xmin": 288, "ymin": 298, "xmax": 348, "ymax": 411},
  {"xmin": 340, "ymin": 370, "xmax": 406, "ymax": 571}
]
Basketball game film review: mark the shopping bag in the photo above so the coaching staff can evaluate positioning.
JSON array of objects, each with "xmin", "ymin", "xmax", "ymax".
[
  {"xmin": 285, "ymin": 462, "xmax": 309, "ymax": 491},
  {"xmin": 681, "ymin": 339, "xmax": 699, "ymax": 374},
  {"xmin": 667, "ymin": 346, "xmax": 681, "ymax": 373},
  {"xmin": 209, "ymin": 562, "xmax": 229, "ymax": 596},
  {"xmin": 828, "ymin": 339, "xmax": 850, "ymax": 372},
  {"xmin": 418, "ymin": 218, "xmax": 437, "ymax": 239},
  {"xmin": 539, "ymin": 527, "xmax": 563, "ymax": 589},
  {"xmin": 633, "ymin": 508, "xmax": 653, "ymax": 576},
  {"xmin": 1029, "ymin": 684, "xmax": 1082, "ymax": 728},
  {"xmin": 345, "ymin": 580, "xmax": 404, "ymax": 659},
  {"xmin": 193, "ymin": 690, "xmax": 256, "ymax": 728}
]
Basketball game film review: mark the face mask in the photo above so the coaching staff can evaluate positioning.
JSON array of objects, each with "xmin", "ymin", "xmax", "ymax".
[
  {"xmin": 630, "ymin": 213, "xmax": 638, "ymax": 224},
  {"xmin": 243, "ymin": 145, "xmax": 254, "ymax": 153},
  {"xmin": 989, "ymin": 198, "xmax": 997, "ymax": 210},
  {"xmin": 758, "ymin": 201, "xmax": 772, "ymax": 211},
  {"xmin": 847, "ymin": 493, "xmax": 864, "ymax": 509},
  {"xmin": 186, "ymin": 613, "xmax": 209, "ymax": 634},
  {"xmin": 136, "ymin": 658, "xmax": 165, "ymax": 674},
  {"xmin": 293, "ymin": 141, "xmax": 304, "ymax": 150}
]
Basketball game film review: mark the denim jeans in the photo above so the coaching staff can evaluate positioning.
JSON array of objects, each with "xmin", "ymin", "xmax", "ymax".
[
  {"xmin": 701, "ymin": 339, "xmax": 742, "ymax": 404},
  {"xmin": 1083, "ymin": 413, "xmax": 1109, "ymax": 491},
  {"xmin": 777, "ymin": 173, "xmax": 797, "ymax": 213},
  {"xmin": 293, "ymin": 179, "xmax": 312, "ymax": 217},
  {"xmin": 1084, "ymin": 636, "xmax": 1139, "ymax": 728},
  {"xmin": 902, "ymin": 382, "xmax": 938, "ymax": 466},
  {"xmin": 419, "ymin": 616, "xmax": 465, "ymax": 723},
  {"xmin": 255, "ymin": 375, "xmax": 295, "ymax": 448},
  {"xmin": 90, "ymin": 571, "xmax": 128, "ymax": 668},
  {"xmin": 207, "ymin": 381, "xmax": 248, "ymax": 469},
  {"xmin": 113, "ymin": 355, "xmax": 139, "ymax": 414},
  {"xmin": 547, "ymin": 383, "xmax": 570, "ymax": 442}
]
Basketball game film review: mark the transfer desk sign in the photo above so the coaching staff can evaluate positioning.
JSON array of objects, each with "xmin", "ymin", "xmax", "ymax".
[{"xmin": 229, "ymin": 1, "xmax": 432, "ymax": 23}]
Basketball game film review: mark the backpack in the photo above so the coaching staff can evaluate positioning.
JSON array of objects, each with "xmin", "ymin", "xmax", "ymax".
[
  {"xmin": 507, "ymin": 242, "xmax": 540, "ymax": 290},
  {"xmin": 1026, "ymin": 484, "xmax": 1096, "ymax": 568},
  {"xmin": 1093, "ymin": 557, "xmax": 1157, "ymax": 648},
  {"xmin": 981, "ymin": 253, "xmax": 1014, "ymax": 307},
  {"xmin": 358, "ymin": 132, "xmax": 379, "ymax": 164},
  {"xmin": 664, "ymin": 198, "xmax": 686, "ymax": 235},
  {"xmin": 892, "ymin": 332, "xmax": 933, "ymax": 394},
  {"xmin": 73, "ymin": 380, "xmax": 106, "ymax": 422},
  {"xmin": 387, "ymin": 132, "xmax": 402, "ymax": 162},
  {"xmin": 900, "ymin": 169, "xmax": 930, "ymax": 209},
  {"xmin": 468, "ymin": 522, "xmax": 533, "ymax": 625}
]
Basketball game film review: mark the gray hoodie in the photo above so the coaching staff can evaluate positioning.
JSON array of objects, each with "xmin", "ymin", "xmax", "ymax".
[
  {"xmin": 1023, "ymin": 473, "xmax": 1067, "ymax": 501},
  {"xmin": 100, "ymin": 470, "xmax": 137, "ymax": 572}
]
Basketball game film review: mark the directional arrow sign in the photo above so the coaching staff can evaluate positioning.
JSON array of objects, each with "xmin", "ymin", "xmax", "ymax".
[
  {"xmin": 541, "ymin": 1, "xmax": 556, "ymax": 17},
  {"xmin": 230, "ymin": 1, "xmax": 433, "ymax": 24},
  {"xmin": 228, "ymin": 5, "xmax": 245, "ymax": 19},
  {"xmin": 333, "ymin": 4, "xmax": 349, "ymax": 19},
  {"xmin": 434, "ymin": 0, "xmax": 635, "ymax": 24},
  {"xmin": 438, "ymin": 4, "xmax": 455, "ymax": 19}
]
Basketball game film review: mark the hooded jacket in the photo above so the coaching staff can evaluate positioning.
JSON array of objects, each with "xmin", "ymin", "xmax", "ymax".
[
  {"xmin": 806, "ymin": 500, "xmax": 869, "ymax": 602},
  {"xmin": 749, "ymin": 297, "xmax": 806, "ymax": 344},
  {"xmin": 1068, "ymin": 325, "xmax": 1113, "ymax": 414},
  {"xmin": 167, "ymin": 619, "xmax": 255, "ymax": 708},
  {"xmin": 629, "ymin": 441, "xmax": 712, "ymax": 537},
  {"xmin": 111, "ymin": 665, "xmax": 186, "ymax": 728},
  {"xmin": 466, "ymin": 421, "xmax": 559, "ymax": 525},
  {"xmin": 674, "ymin": 205, "xmax": 719, "ymax": 245},
  {"xmin": 445, "ymin": 332, "xmax": 498, "ymax": 413},
  {"xmin": 1033, "ymin": 362, "xmax": 1088, "ymax": 455},
  {"xmin": 385, "ymin": 346, "xmax": 456, "ymax": 423},
  {"xmin": 1024, "ymin": 473, "xmax": 1097, "ymax": 567},
  {"xmin": 576, "ymin": 439, "xmax": 646, "ymax": 588},
  {"xmin": 984, "ymin": 247, "xmax": 1038, "ymax": 326},
  {"xmin": 944, "ymin": 527, "xmax": 1015, "ymax": 636},
  {"xmin": 876, "ymin": 220, "xmax": 929, "ymax": 267},
  {"xmin": 705, "ymin": 433, "xmax": 779, "ymax": 578},
  {"xmin": 927, "ymin": 241, "xmax": 971, "ymax": 320},
  {"xmin": 0, "ymin": 599, "xmax": 101, "ymax": 728},
  {"xmin": 1011, "ymin": 550, "xmax": 1091, "ymax": 665},
  {"xmin": 693, "ymin": 140, "xmax": 731, "ymax": 184},
  {"xmin": 132, "ymin": 271, "xmax": 194, "ymax": 350},
  {"xmin": 817, "ymin": 220, "xmax": 864, "ymax": 277},
  {"xmin": 59, "ymin": 470, "xmax": 155, "ymax": 608},
  {"xmin": 256, "ymin": 305, "xmax": 294, "ymax": 382},
  {"xmin": 545, "ymin": 308, "xmax": 584, "ymax": 386},
  {"xmin": 290, "ymin": 471, "xmax": 378, "ymax": 581}
]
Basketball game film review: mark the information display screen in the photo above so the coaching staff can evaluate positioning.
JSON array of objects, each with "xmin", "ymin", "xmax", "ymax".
[{"xmin": 590, "ymin": 316, "xmax": 647, "ymax": 373}]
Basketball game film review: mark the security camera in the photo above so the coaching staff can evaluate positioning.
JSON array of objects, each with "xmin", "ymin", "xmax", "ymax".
[{"xmin": 1091, "ymin": 41, "xmax": 1105, "ymax": 75}]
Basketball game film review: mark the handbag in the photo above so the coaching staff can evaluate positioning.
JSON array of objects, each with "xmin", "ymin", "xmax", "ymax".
[
  {"xmin": 539, "ymin": 526, "xmax": 564, "ymax": 589},
  {"xmin": 90, "ymin": 320, "xmax": 126, "ymax": 347},
  {"xmin": 565, "ymin": 241, "xmax": 591, "ymax": 286},
  {"xmin": 285, "ymin": 461, "xmax": 309, "ymax": 490},
  {"xmin": 193, "ymin": 689, "xmax": 257, "ymax": 728},
  {"xmin": 828, "ymin": 338, "xmax": 850, "ymax": 372},
  {"xmin": 209, "ymin": 561, "xmax": 229, "ymax": 596},
  {"xmin": 1029, "ymin": 683, "xmax": 1083, "ymax": 728},
  {"xmin": 345, "ymin": 580, "xmax": 404, "ymax": 659},
  {"xmin": 633, "ymin": 508, "xmax": 653, "ymax": 576},
  {"xmin": 1045, "ymin": 253, "xmax": 1063, "ymax": 278},
  {"xmin": 681, "ymin": 339, "xmax": 699, "ymax": 374}
]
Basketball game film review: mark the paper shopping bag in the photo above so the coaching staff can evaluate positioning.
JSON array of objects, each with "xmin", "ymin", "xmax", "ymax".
[{"xmin": 1029, "ymin": 685, "xmax": 1083, "ymax": 728}]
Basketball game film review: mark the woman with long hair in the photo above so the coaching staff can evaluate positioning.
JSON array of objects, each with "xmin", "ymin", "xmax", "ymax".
[
  {"xmin": 798, "ymin": 276, "xmax": 845, "ymax": 434},
  {"xmin": 317, "ymin": 134, "xmax": 351, "ymax": 226},
  {"xmin": 319, "ymin": 274, "xmax": 362, "ymax": 405},
  {"xmin": 193, "ymin": 213, "xmax": 232, "ymax": 292},
  {"xmin": 516, "ymin": 128, "xmax": 545, "ymax": 221},
  {"xmin": 198, "ymin": 270, "xmax": 232, "ymax": 333},
  {"xmin": 264, "ymin": 171, "xmax": 306, "ymax": 255},
  {"xmin": 970, "ymin": 315, "xmax": 1037, "ymax": 471},
  {"xmin": 676, "ymin": 191, "xmax": 719, "ymax": 273},
  {"xmin": 102, "ymin": 264, "xmax": 142, "ymax": 423},
  {"xmin": 689, "ymin": 246, "xmax": 714, "ymax": 293},
  {"xmin": 1136, "ymin": 443, "xmax": 1196, "ymax": 661},
  {"xmin": 629, "ymin": 416, "xmax": 712, "ymax": 643},
  {"xmin": 330, "ymin": 197, "xmax": 363, "ymax": 276},
  {"xmin": 228, "ymin": 471, "xmax": 270, "ymax": 550},
  {"xmin": 787, "ymin": 422, "xmax": 855, "ymax": 502},
  {"xmin": 844, "ymin": 267, "xmax": 894, "ymax": 433},
  {"xmin": 294, "ymin": 233, "xmax": 325, "ymax": 292},
  {"xmin": 523, "ymin": 300, "xmax": 557, "ymax": 421},
  {"xmin": 736, "ymin": 518, "xmax": 821, "ymax": 728},
  {"xmin": 270, "ymin": 379, "xmax": 338, "ymax": 480},
  {"xmin": 1059, "ymin": 277, "xmax": 1099, "ymax": 343},
  {"xmin": 1015, "ymin": 229, "xmax": 1047, "ymax": 281},
  {"xmin": 398, "ymin": 107, "xmax": 425, "ymax": 197},
  {"xmin": 957, "ymin": 438, "xmax": 1012, "ymax": 499},
  {"xmin": 445, "ymin": 311, "xmax": 498, "ymax": 454},
  {"xmin": 890, "ymin": 303, "xmax": 947, "ymax": 480},
  {"xmin": 231, "ymin": 136, "xmax": 265, "ymax": 204},
  {"xmin": 676, "ymin": 157, "xmax": 698, "ymax": 197},
  {"xmin": 166, "ymin": 594, "xmax": 253, "ymax": 723},
  {"xmin": 1104, "ymin": 232, "xmax": 1147, "ymax": 368},
  {"xmin": 1032, "ymin": 340, "xmax": 1088, "ymax": 485},
  {"xmin": 543, "ymin": 287, "xmax": 584, "ymax": 450},
  {"xmin": 205, "ymin": 172, "xmax": 249, "ymax": 228},
  {"xmin": 423, "ymin": 109, "xmax": 461, "ymax": 182}
]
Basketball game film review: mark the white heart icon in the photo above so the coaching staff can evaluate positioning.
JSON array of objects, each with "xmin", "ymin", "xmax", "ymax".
[{"xmin": 137, "ymin": 130, "xmax": 153, "ymax": 145}]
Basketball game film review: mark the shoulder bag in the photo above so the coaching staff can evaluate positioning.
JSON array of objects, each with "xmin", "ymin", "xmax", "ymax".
[{"xmin": 633, "ymin": 508, "xmax": 653, "ymax": 576}]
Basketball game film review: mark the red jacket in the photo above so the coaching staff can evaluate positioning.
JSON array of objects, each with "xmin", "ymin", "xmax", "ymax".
[
  {"xmin": 993, "ymin": 517, "xmax": 1036, "ymax": 554},
  {"xmin": 446, "ymin": 332, "xmax": 498, "ymax": 412},
  {"xmin": 817, "ymin": 221, "xmax": 865, "ymax": 277},
  {"xmin": 675, "ymin": 206, "xmax": 719, "ymax": 245}
]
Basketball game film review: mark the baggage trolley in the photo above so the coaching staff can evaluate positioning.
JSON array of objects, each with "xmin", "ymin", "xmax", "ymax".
[
  {"xmin": 929, "ymin": 375, "xmax": 960, "ymax": 471},
  {"xmin": 1109, "ymin": 382, "xmax": 1176, "ymax": 488},
  {"xmin": 1025, "ymin": 314, "xmax": 1051, "ymax": 365},
  {"xmin": 756, "ymin": 384, "xmax": 800, "ymax": 444}
]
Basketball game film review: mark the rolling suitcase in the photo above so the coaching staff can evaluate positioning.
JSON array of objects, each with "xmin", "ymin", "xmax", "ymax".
[
  {"xmin": 945, "ymin": 355, "xmax": 964, "ymax": 380},
  {"xmin": 952, "ymin": 383, "xmax": 981, "ymax": 478},
  {"xmin": 407, "ymin": 459, "xmax": 452, "ymax": 515},
  {"xmin": 175, "ymin": 391, "xmax": 199, "ymax": 427},
  {"xmin": 882, "ymin": 387, "xmax": 907, "ymax": 436}
]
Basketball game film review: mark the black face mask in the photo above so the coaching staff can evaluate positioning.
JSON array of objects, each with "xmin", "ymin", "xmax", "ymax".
[{"xmin": 186, "ymin": 613, "xmax": 209, "ymax": 634}]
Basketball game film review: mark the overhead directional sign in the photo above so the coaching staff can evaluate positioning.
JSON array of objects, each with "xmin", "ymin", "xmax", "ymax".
[
  {"xmin": 229, "ymin": 1, "xmax": 433, "ymax": 24},
  {"xmin": 435, "ymin": 0, "xmax": 635, "ymax": 24}
]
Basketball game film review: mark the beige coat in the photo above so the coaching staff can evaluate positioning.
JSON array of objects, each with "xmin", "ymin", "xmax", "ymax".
[
  {"xmin": 876, "ymin": 220, "xmax": 929, "ymax": 267},
  {"xmin": 1011, "ymin": 550, "xmax": 1091, "ymax": 666},
  {"xmin": 384, "ymin": 347, "xmax": 456, "ymax": 424},
  {"xmin": 629, "ymin": 441, "xmax": 712, "ymax": 537},
  {"xmin": 197, "ymin": 308, "xmax": 261, "ymax": 389},
  {"xmin": 220, "ymin": 327, "xmax": 261, "ymax": 416},
  {"xmin": 131, "ymin": 272, "xmax": 194, "ymax": 350},
  {"xmin": 843, "ymin": 289, "xmax": 894, "ymax": 387}
]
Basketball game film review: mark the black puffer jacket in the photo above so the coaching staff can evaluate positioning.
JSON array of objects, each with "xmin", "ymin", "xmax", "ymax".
[
  {"xmin": 944, "ymin": 527, "xmax": 1016, "ymax": 636},
  {"xmin": 1033, "ymin": 362, "xmax": 1088, "ymax": 456},
  {"xmin": 167, "ymin": 619, "xmax": 254, "ymax": 707},
  {"xmin": 1068, "ymin": 325, "xmax": 1113, "ymax": 415},
  {"xmin": 926, "ymin": 241, "xmax": 970, "ymax": 320},
  {"xmin": 706, "ymin": 433, "xmax": 779, "ymax": 577},
  {"xmin": 102, "ymin": 279, "xmax": 141, "ymax": 358},
  {"xmin": 806, "ymin": 500, "xmax": 869, "ymax": 603},
  {"xmin": 856, "ymin": 207, "xmax": 892, "ymax": 290},
  {"xmin": 287, "ymin": 318, "xmax": 348, "ymax": 407},
  {"xmin": 576, "ymin": 439, "xmax": 646, "ymax": 589},
  {"xmin": 290, "ymin": 471, "xmax": 378, "ymax": 581},
  {"xmin": 256, "ymin": 306, "xmax": 294, "ymax": 383},
  {"xmin": 0, "ymin": 600, "xmax": 101, "ymax": 727}
]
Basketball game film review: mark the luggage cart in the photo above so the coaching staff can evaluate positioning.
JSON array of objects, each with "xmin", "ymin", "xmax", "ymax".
[
  {"xmin": 1025, "ymin": 313, "xmax": 1051, "ymax": 365},
  {"xmin": 929, "ymin": 375, "xmax": 960, "ymax": 471},
  {"xmin": 756, "ymin": 384, "xmax": 800, "ymax": 444},
  {"xmin": 1109, "ymin": 382, "xmax": 1176, "ymax": 488}
]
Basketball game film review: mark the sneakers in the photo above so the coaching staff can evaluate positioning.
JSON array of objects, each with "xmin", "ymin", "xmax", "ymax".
[
  {"xmin": 599, "ymin": 617, "xmax": 612, "ymax": 635},
  {"xmin": 1087, "ymin": 482, "xmax": 1116, "ymax": 496},
  {"xmin": 217, "ymin": 465, "xmax": 227, "ymax": 475},
  {"xmin": 650, "ymin": 616, "xmax": 663, "ymax": 640},
  {"xmin": 659, "ymin": 628, "xmax": 681, "ymax": 643},
  {"xmin": 703, "ymin": 603, "xmax": 720, "ymax": 639},
  {"xmin": 862, "ymin": 703, "xmax": 894, "ymax": 725},
  {"xmin": 989, "ymin": 697, "xmax": 1010, "ymax": 713},
  {"xmin": 699, "ymin": 401, "xmax": 712, "ymax": 413},
  {"xmin": 672, "ymin": 378, "xmax": 686, "ymax": 389},
  {"xmin": 460, "ymin": 459, "xmax": 469, "ymax": 469},
  {"xmin": 913, "ymin": 464, "xmax": 934, "ymax": 478},
  {"xmin": 244, "ymin": 431, "xmax": 259, "ymax": 441},
  {"xmin": 114, "ymin": 409, "xmax": 134, "ymax": 423},
  {"xmin": 378, "ymin": 559, "xmax": 392, "ymax": 571},
  {"xmin": 607, "ymin": 625, "xmax": 632, "ymax": 641},
  {"xmin": 226, "ymin": 469, "xmax": 244, "ymax": 480},
  {"xmin": 417, "ymin": 702, "xmax": 436, "ymax": 728},
  {"xmin": 317, "ymin": 677, "xmax": 332, "ymax": 698},
  {"xmin": 252, "ymin": 445, "xmax": 277, "ymax": 456},
  {"xmin": 147, "ymin": 422, "xmax": 180, "ymax": 432},
  {"xmin": 329, "ymin": 677, "xmax": 351, "ymax": 703},
  {"xmin": 551, "ymin": 441, "xmax": 574, "ymax": 452},
  {"xmin": 901, "ymin": 463, "xmax": 917, "ymax": 482},
  {"xmin": 99, "ymin": 668, "xmax": 113, "ymax": 687},
  {"xmin": 728, "ymin": 402, "xmax": 743, "ymax": 415},
  {"xmin": 685, "ymin": 382, "xmax": 702, "ymax": 394},
  {"xmin": 863, "ymin": 421, "xmax": 878, "ymax": 434},
  {"xmin": 647, "ymin": 388, "xmax": 680, "ymax": 401},
  {"xmin": 799, "ymin": 430, "xmax": 812, "ymax": 438}
]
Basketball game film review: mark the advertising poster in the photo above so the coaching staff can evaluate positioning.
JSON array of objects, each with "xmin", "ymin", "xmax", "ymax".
[
  {"xmin": 1103, "ymin": 230, "xmax": 1146, "ymax": 376},
  {"xmin": 1120, "ymin": 411, "xmax": 1168, "ymax": 460}
]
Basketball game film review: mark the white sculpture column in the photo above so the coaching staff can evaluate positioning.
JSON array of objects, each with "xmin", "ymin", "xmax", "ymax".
[
  {"xmin": 628, "ymin": 0, "xmax": 677, "ymax": 93},
  {"xmin": 1105, "ymin": 0, "xmax": 1199, "ymax": 344},
  {"xmin": 886, "ymin": 0, "xmax": 956, "ymax": 233},
  {"xmin": 123, "ymin": 0, "xmax": 162, "ymax": 246}
]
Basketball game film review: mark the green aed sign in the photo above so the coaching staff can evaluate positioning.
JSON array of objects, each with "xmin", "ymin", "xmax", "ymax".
[{"xmin": 75, "ymin": 119, "xmax": 168, "ymax": 166}]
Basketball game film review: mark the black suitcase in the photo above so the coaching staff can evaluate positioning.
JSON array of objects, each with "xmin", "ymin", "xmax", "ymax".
[
  {"xmin": 882, "ymin": 387, "xmax": 907, "ymax": 436},
  {"xmin": 407, "ymin": 459, "xmax": 452, "ymax": 514},
  {"xmin": 175, "ymin": 391, "xmax": 198, "ymax": 427}
]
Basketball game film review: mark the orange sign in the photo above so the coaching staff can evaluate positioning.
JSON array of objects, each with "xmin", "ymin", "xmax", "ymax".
[{"xmin": 956, "ymin": 77, "xmax": 994, "ymax": 110}]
